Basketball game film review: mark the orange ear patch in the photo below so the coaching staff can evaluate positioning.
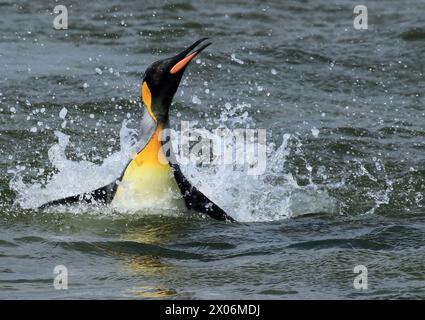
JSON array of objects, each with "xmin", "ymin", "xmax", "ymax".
[
  {"xmin": 142, "ymin": 81, "xmax": 156, "ymax": 122},
  {"xmin": 142, "ymin": 81, "xmax": 152, "ymax": 107},
  {"xmin": 170, "ymin": 52, "xmax": 197, "ymax": 74}
]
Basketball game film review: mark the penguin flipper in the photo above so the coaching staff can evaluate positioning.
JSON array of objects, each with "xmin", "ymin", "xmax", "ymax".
[
  {"xmin": 171, "ymin": 163, "xmax": 235, "ymax": 222},
  {"xmin": 38, "ymin": 181, "xmax": 117, "ymax": 210}
]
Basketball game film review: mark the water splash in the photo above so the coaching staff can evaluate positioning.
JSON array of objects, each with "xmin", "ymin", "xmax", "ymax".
[
  {"xmin": 352, "ymin": 158, "xmax": 394, "ymax": 215},
  {"xmin": 11, "ymin": 103, "xmax": 338, "ymax": 222},
  {"xmin": 181, "ymin": 132, "xmax": 337, "ymax": 222},
  {"xmin": 11, "ymin": 121, "xmax": 137, "ymax": 210}
]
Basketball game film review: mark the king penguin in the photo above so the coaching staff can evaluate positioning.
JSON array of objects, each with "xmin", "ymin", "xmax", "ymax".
[{"xmin": 40, "ymin": 38, "xmax": 234, "ymax": 222}]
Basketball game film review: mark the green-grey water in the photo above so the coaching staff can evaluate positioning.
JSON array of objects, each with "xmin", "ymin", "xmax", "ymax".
[{"xmin": 1, "ymin": 0, "xmax": 425, "ymax": 299}]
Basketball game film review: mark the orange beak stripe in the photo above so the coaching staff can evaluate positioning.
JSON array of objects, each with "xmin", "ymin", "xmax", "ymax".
[{"xmin": 170, "ymin": 52, "xmax": 197, "ymax": 74}]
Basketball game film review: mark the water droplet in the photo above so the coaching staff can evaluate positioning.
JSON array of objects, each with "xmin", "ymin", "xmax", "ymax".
[
  {"xmin": 59, "ymin": 107, "xmax": 67, "ymax": 119},
  {"xmin": 231, "ymin": 53, "xmax": 244, "ymax": 65},
  {"xmin": 192, "ymin": 96, "xmax": 201, "ymax": 105},
  {"xmin": 311, "ymin": 127, "xmax": 320, "ymax": 138}
]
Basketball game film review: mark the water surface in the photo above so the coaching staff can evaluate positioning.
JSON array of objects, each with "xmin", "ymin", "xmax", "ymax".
[{"xmin": 1, "ymin": 0, "xmax": 425, "ymax": 299}]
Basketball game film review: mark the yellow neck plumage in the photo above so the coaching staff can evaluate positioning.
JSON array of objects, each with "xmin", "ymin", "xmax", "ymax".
[{"xmin": 111, "ymin": 82, "xmax": 183, "ymax": 211}]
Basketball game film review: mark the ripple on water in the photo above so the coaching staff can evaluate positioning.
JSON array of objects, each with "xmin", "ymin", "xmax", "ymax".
[{"xmin": 401, "ymin": 28, "xmax": 425, "ymax": 41}]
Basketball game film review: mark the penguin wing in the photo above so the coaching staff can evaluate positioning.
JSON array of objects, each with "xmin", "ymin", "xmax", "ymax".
[
  {"xmin": 161, "ymin": 123, "xmax": 235, "ymax": 222},
  {"xmin": 38, "ymin": 181, "xmax": 118, "ymax": 209},
  {"xmin": 170, "ymin": 162, "xmax": 235, "ymax": 222}
]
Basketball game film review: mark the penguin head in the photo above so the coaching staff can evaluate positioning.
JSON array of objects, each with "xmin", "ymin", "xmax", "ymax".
[{"xmin": 141, "ymin": 38, "xmax": 212, "ymax": 125}]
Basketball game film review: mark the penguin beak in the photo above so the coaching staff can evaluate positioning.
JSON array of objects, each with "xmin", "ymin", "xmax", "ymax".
[{"xmin": 169, "ymin": 38, "xmax": 212, "ymax": 75}]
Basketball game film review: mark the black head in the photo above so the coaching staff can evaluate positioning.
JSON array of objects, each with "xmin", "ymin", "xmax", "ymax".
[{"xmin": 141, "ymin": 38, "xmax": 212, "ymax": 125}]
